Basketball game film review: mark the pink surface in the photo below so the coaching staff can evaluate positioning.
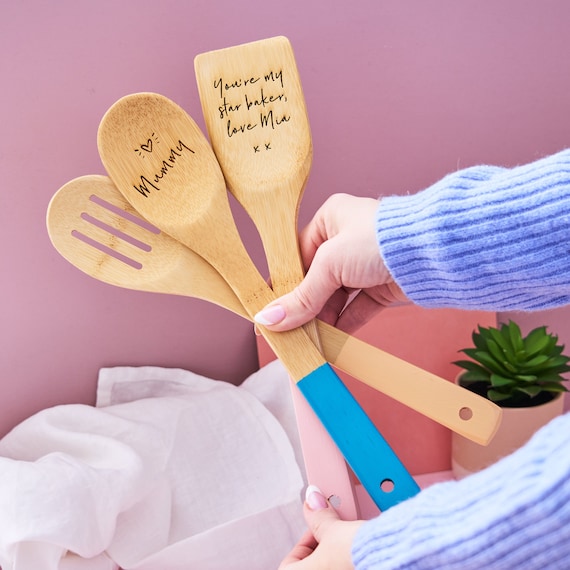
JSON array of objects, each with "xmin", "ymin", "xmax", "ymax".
[{"xmin": 2, "ymin": 1, "xmax": 570, "ymax": 442}]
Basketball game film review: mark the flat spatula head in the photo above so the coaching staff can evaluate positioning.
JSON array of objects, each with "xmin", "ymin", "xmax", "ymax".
[{"xmin": 194, "ymin": 36, "xmax": 312, "ymax": 202}]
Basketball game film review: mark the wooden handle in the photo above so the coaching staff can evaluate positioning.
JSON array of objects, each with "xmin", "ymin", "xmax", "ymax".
[{"xmin": 318, "ymin": 321, "xmax": 503, "ymax": 446}]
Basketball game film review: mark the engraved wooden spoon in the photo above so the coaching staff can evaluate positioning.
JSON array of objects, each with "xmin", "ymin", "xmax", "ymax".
[
  {"xmin": 97, "ymin": 92, "xmax": 421, "ymax": 510},
  {"xmin": 46, "ymin": 173, "xmax": 502, "ymax": 447}
]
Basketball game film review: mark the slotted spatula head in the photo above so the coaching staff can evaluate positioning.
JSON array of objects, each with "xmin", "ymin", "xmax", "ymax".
[{"xmin": 46, "ymin": 174, "xmax": 246, "ymax": 316}]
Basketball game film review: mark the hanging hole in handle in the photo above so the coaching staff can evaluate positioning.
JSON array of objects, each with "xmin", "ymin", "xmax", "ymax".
[
  {"xmin": 380, "ymin": 479, "xmax": 395, "ymax": 493},
  {"xmin": 459, "ymin": 407, "xmax": 473, "ymax": 421}
]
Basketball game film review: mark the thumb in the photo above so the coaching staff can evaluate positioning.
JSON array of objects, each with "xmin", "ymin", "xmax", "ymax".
[
  {"xmin": 254, "ymin": 245, "xmax": 342, "ymax": 331},
  {"xmin": 304, "ymin": 485, "xmax": 342, "ymax": 542}
]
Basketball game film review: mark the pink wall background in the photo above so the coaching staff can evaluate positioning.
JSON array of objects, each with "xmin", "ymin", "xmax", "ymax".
[{"xmin": 1, "ymin": 1, "xmax": 570, "ymax": 440}]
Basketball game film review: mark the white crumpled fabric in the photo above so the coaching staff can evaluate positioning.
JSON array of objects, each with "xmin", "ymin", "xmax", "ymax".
[{"xmin": 0, "ymin": 360, "xmax": 306, "ymax": 570}]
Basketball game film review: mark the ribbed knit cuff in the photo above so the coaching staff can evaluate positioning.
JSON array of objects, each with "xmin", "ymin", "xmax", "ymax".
[
  {"xmin": 352, "ymin": 412, "xmax": 570, "ymax": 569},
  {"xmin": 376, "ymin": 150, "xmax": 570, "ymax": 311}
]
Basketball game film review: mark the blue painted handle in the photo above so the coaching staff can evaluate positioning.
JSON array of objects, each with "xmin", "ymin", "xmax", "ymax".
[{"xmin": 297, "ymin": 363, "xmax": 420, "ymax": 511}]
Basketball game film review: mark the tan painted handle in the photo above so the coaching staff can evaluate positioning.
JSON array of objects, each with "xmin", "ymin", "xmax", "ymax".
[{"xmin": 318, "ymin": 321, "xmax": 502, "ymax": 446}]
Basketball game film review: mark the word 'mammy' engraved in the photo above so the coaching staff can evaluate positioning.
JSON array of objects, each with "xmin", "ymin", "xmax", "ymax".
[{"xmin": 133, "ymin": 139, "xmax": 194, "ymax": 197}]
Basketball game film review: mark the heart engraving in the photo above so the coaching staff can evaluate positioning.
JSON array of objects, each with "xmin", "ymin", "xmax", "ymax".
[
  {"xmin": 140, "ymin": 139, "xmax": 153, "ymax": 153},
  {"xmin": 134, "ymin": 133, "xmax": 158, "ymax": 157}
]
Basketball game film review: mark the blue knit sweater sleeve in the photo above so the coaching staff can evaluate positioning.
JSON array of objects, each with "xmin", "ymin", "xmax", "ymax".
[
  {"xmin": 352, "ymin": 149, "xmax": 570, "ymax": 569},
  {"xmin": 352, "ymin": 412, "xmax": 570, "ymax": 569},
  {"xmin": 376, "ymin": 149, "xmax": 570, "ymax": 311}
]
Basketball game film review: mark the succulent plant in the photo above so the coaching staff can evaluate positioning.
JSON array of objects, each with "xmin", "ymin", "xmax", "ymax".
[{"xmin": 454, "ymin": 320, "xmax": 569, "ymax": 407}]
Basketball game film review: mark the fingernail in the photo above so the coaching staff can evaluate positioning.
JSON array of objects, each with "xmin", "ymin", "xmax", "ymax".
[
  {"xmin": 305, "ymin": 485, "xmax": 328, "ymax": 511},
  {"xmin": 254, "ymin": 304, "xmax": 286, "ymax": 326}
]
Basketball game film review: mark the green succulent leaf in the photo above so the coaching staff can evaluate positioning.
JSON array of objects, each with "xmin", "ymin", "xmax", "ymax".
[
  {"xmin": 473, "ymin": 351, "xmax": 511, "ymax": 375},
  {"xmin": 490, "ymin": 374, "xmax": 516, "ymax": 387},
  {"xmin": 502, "ymin": 360, "xmax": 518, "ymax": 373},
  {"xmin": 544, "ymin": 335, "xmax": 560, "ymax": 355},
  {"xmin": 513, "ymin": 374, "xmax": 538, "ymax": 383},
  {"xmin": 521, "ymin": 354, "xmax": 550, "ymax": 368},
  {"xmin": 524, "ymin": 327, "xmax": 551, "ymax": 357},
  {"xmin": 550, "ymin": 345, "xmax": 564, "ymax": 357},
  {"xmin": 488, "ymin": 327, "xmax": 512, "ymax": 354},
  {"xmin": 507, "ymin": 321, "xmax": 524, "ymax": 352},
  {"xmin": 472, "ymin": 329, "xmax": 488, "ymax": 351},
  {"xmin": 519, "ymin": 354, "xmax": 549, "ymax": 373},
  {"xmin": 487, "ymin": 339, "xmax": 508, "ymax": 363},
  {"xmin": 487, "ymin": 389, "xmax": 512, "ymax": 402},
  {"xmin": 514, "ymin": 351, "xmax": 527, "ymax": 362},
  {"xmin": 515, "ymin": 385, "xmax": 542, "ymax": 398},
  {"xmin": 459, "ymin": 370, "xmax": 491, "ymax": 383},
  {"xmin": 453, "ymin": 359, "xmax": 486, "ymax": 372},
  {"xmin": 544, "ymin": 356, "xmax": 570, "ymax": 369},
  {"xmin": 461, "ymin": 348, "xmax": 480, "ymax": 360},
  {"xmin": 535, "ymin": 372, "xmax": 569, "ymax": 385},
  {"xmin": 538, "ymin": 382, "xmax": 568, "ymax": 393}
]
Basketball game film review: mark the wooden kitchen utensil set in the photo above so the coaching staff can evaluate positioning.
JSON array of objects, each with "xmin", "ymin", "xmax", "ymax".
[{"xmin": 47, "ymin": 37, "xmax": 502, "ymax": 513}]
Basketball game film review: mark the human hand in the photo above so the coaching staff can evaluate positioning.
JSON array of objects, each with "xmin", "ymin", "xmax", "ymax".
[
  {"xmin": 279, "ymin": 486, "xmax": 364, "ymax": 570},
  {"xmin": 254, "ymin": 194, "xmax": 409, "ymax": 333}
]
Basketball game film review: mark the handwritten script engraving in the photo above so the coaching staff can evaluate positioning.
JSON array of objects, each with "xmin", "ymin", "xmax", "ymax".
[
  {"xmin": 212, "ymin": 68, "xmax": 291, "ymax": 151},
  {"xmin": 133, "ymin": 139, "xmax": 194, "ymax": 197}
]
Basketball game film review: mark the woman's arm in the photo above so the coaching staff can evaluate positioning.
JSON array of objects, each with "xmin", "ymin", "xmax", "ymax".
[
  {"xmin": 378, "ymin": 149, "xmax": 570, "ymax": 311},
  {"xmin": 352, "ymin": 412, "xmax": 570, "ymax": 569}
]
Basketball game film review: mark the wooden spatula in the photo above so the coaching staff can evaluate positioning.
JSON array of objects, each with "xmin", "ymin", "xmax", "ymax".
[
  {"xmin": 193, "ymin": 36, "xmax": 341, "ymax": 508},
  {"xmin": 194, "ymin": 36, "xmax": 321, "ymax": 344},
  {"xmin": 97, "ymin": 92, "xmax": 420, "ymax": 510},
  {"xmin": 46, "ymin": 173, "xmax": 502, "ymax": 446}
]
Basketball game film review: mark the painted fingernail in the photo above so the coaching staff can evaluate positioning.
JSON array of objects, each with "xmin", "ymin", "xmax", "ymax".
[
  {"xmin": 305, "ymin": 485, "xmax": 328, "ymax": 511},
  {"xmin": 254, "ymin": 304, "xmax": 286, "ymax": 326}
]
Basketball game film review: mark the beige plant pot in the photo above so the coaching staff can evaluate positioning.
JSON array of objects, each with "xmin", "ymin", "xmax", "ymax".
[{"xmin": 451, "ymin": 384, "xmax": 564, "ymax": 479}]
